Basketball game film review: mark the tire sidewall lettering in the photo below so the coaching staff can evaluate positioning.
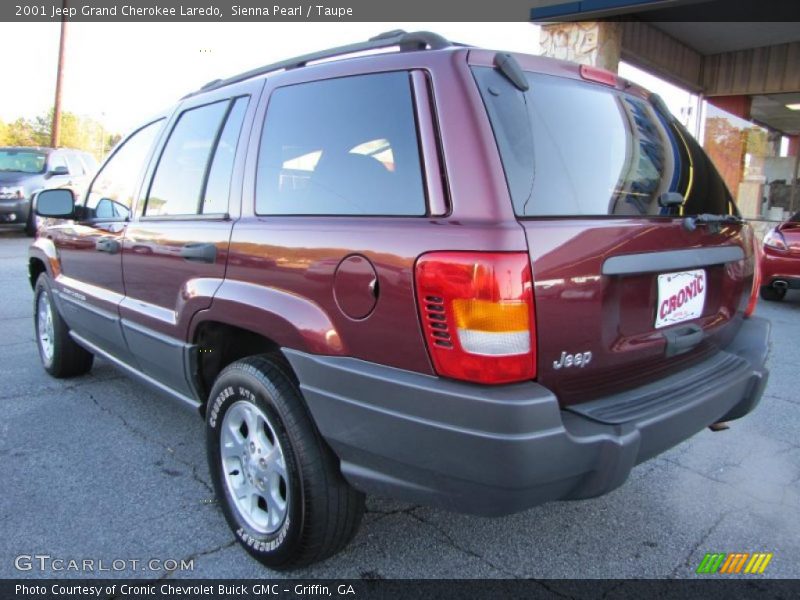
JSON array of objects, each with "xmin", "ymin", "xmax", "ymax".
[
  {"xmin": 236, "ymin": 514, "xmax": 290, "ymax": 552},
  {"xmin": 208, "ymin": 385, "xmax": 234, "ymax": 428},
  {"xmin": 209, "ymin": 379, "xmax": 294, "ymax": 554}
]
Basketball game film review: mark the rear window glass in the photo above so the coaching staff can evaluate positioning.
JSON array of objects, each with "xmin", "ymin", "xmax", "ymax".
[{"xmin": 473, "ymin": 67, "xmax": 733, "ymax": 218}]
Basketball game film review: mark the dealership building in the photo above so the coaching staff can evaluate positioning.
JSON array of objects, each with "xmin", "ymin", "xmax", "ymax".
[{"xmin": 531, "ymin": 0, "xmax": 800, "ymax": 225}]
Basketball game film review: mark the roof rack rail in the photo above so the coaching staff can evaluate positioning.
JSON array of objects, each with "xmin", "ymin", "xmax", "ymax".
[{"xmin": 184, "ymin": 30, "xmax": 451, "ymax": 99}]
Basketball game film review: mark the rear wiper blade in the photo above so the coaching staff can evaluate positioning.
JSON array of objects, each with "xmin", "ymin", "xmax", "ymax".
[{"xmin": 683, "ymin": 213, "xmax": 743, "ymax": 232}]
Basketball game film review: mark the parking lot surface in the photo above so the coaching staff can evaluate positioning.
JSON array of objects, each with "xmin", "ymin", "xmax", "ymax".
[{"xmin": 1, "ymin": 227, "xmax": 798, "ymax": 579}]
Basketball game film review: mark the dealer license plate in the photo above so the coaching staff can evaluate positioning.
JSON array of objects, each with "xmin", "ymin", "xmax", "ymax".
[{"xmin": 655, "ymin": 269, "xmax": 706, "ymax": 329}]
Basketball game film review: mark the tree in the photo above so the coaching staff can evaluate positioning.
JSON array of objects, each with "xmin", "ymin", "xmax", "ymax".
[
  {"xmin": 0, "ymin": 109, "xmax": 119, "ymax": 160},
  {"xmin": 3, "ymin": 117, "xmax": 49, "ymax": 147},
  {"xmin": 745, "ymin": 126, "xmax": 768, "ymax": 158},
  {"xmin": 703, "ymin": 116, "xmax": 745, "ymax": 198}
]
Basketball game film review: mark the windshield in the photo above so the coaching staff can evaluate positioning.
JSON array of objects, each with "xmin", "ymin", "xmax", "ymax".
[
  {"xmin": 473, "ymin": 67, "xmax": 735, "ymax": 218},
  {"xmin": 0, "ymin": 150, "xmax": 47, "ymax": 174}
]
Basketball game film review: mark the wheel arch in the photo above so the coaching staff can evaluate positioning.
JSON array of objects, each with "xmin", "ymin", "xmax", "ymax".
[
  {"xmin": 29, "ymin": 257, "xmax": 47, "ymax": 289},
  {"xmin": 190, "ymin": 280, "xmax": 346, "ymax": 356},
  {"xmin": 28, "ymin": 237, "xmax": 60, "ymax": 289},
  {"xmin": 190, "ymin": 319, "xmax": 302, "ymax": 416}
]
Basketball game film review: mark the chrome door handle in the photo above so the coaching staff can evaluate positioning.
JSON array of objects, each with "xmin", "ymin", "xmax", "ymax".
[
  {"xmin": 180, "ymin": 243, "xmax": 217, "ymax": 263},
  {"xmin": 95, "ymin": 238, "xmax": 120, "ymax": 254}
]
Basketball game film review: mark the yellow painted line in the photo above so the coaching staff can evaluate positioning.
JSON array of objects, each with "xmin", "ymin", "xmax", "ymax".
[{"xmin": 673, "ymin": 125, "xmax": 694, "ymax": 217}]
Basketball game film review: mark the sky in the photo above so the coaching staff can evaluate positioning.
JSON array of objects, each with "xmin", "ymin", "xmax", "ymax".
[{"xmin": 0, "ymin": 21, "xmax": 698, "ymax": 136}]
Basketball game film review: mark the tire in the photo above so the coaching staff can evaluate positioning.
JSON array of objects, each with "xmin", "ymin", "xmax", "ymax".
[
  {"xmin": 759, "ymin": 285, "xmax": 786, "ymax": 302},
  {"xmin": 206, "ymin": 355, "xmax": 365, "ymax": 569},
  {"xmin": 34, "ymin": 275, "xmax": 94, "ymax": 378},
  {"xmin": 24, "ymin": 209, "xmax": 36, "ymax": 237}
]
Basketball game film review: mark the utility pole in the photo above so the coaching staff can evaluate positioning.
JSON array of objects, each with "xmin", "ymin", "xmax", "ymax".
[{"xmin": 51, "ymin": 0, "xmax": 68, "ymax": 148}]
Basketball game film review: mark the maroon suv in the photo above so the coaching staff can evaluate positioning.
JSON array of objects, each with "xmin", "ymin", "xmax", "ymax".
[{"xmin": 30, "ymin": 31, "xmax": 770, "ymax": 569}]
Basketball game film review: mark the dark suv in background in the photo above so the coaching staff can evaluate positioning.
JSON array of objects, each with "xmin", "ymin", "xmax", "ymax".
[
  {"xmin": 0, "ymin": 146, "xmax": 96, "ymax": 235},
  {"xmin": 30, "ymin": 31, "xmax": 770, "ymax": 569}
]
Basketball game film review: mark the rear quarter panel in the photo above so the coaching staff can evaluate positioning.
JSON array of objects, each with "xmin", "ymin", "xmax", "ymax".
[{"xmin": 194, "ymin": 49, "xmax": 530, "ymax": 373}]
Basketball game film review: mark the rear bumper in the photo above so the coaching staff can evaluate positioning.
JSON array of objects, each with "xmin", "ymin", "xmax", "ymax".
[
  {"xmin": 763, "ymin": 276, "xmax": 800, "ymax": 290},
  {"xmin": 761, "ymin": 250, "xmax": 800, "ymax": 286},
  {"xmin": 284, "ymin": 316, "xmax": 770, "ymax": 516}
]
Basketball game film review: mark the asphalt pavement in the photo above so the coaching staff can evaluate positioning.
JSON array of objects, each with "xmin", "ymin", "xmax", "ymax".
[{"xmin": 1, "ymin": 226, "xmax": 798, "ymax": 579}]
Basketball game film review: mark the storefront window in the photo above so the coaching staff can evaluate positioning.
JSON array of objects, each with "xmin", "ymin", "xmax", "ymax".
[{"xmin": 702, "ymin": 103, "xmax": 797, "ymax": 222}]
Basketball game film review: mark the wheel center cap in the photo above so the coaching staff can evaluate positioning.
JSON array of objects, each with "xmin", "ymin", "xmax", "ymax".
[{"xmin": 243, "ymin": 448, "xmax": 266, "ymax": 483}]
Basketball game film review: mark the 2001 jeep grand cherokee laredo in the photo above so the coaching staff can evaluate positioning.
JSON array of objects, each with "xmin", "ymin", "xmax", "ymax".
[{"xmin": 29, "ymin": 31, "xmax": 770, "ymax": 568}]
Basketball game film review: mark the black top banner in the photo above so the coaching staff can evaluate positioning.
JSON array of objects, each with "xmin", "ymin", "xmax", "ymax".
[{"xmin": 3, "ymin": 0, "xmax": 799, "ymax": 22}]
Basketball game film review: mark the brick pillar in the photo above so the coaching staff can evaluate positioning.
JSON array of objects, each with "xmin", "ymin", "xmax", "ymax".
[
  {"xmin": 539, "ymin": 21, "xmax": 621, "ymax": 72},
  {"xmin": 788, "ymin": 135, "xmax": 799, "ymax": 157},
  {"xmin": 707, "ymin": 95, "xmax": 752, "ymax": 120}
]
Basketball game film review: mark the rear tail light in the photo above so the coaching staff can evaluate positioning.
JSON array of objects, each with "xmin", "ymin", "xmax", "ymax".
[
  {"xmin": 763, "ymin": 228, "xmax": 788, "ymax": 251},
  {"xmin": 745, "ymin": 231, "xmax": 761, "ymax": 318},
  {"xmin": 414, "ymin": 252, "xmax": 536, "ymax": 384}
]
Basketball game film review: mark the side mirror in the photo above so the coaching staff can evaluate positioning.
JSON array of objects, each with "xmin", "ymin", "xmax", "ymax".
[
  {"xmin": 47, "ymin": 165, "xmax": 69, "ymax": 178},
  {"xmin": 35, "ymin": 189, "xmax": 75, "ymax": 218}
]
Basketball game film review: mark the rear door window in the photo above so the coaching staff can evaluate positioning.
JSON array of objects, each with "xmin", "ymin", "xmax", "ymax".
[
  {"xmin": 473, "ymin": 67, "xmax": 733, "ymax": 218},
  {"xmin": 144, "ymin": 97, "xmax": 249, "ymax": 217},
  {"xmin": 145, "ymin": 101, "xmax": 229, "ymax": 217},
  {"xmin": 255, "ymin": 72, "xmax": 426, "ymax": 216},
  {"xmin": 202, "ymin": 97, "xmax": 249, "ymax": 215}
]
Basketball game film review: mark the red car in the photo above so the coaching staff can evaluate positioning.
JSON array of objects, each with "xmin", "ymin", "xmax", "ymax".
[{"xmin": 761, "ymin": 212, "xmax": 800, "ymax": 301}]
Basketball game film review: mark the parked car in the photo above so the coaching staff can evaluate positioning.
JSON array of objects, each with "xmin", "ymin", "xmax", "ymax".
[
  {"xmin": 29, "ymin": 31, "xmax": 770, "ymax": 569},
  {"xmin": 760, "ymin": 211, "xmax": 800, "ymax": 301},
  {"xmin": 0, "ymin": 146, "xmax": 97, "ymax": 235}
]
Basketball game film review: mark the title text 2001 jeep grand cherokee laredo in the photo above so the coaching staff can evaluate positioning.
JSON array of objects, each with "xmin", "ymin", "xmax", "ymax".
[{"xmin": 30, "ymin": 31, "xmax": 770, "ymax": 568}]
